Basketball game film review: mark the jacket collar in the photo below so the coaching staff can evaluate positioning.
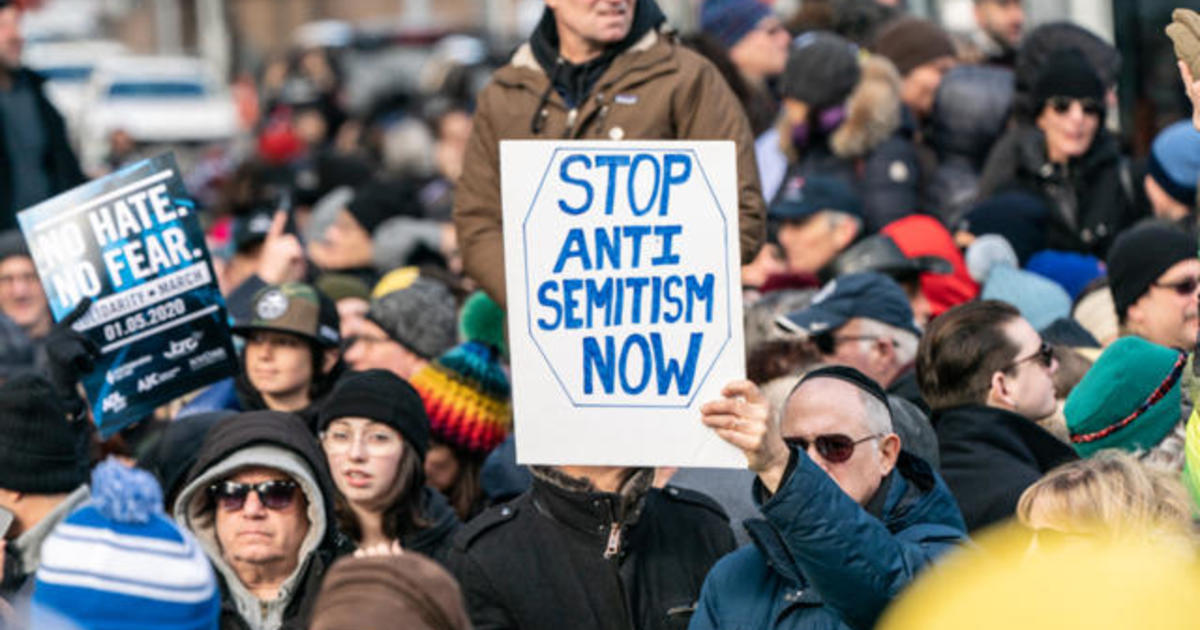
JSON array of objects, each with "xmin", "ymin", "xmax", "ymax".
[
  {"xmin": 529, "ymin": 467, "xmax": 652, "ymax": 535},
  {"xmin": 744, "ymin": 451, "xmax": 966, "ymax": 595},
  {"xmin": 933, "ymin": 403, "xmax": 1077, "ymax": 470}
]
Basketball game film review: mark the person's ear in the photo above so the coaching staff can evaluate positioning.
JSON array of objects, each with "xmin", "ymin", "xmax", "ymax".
[
  {"xmin": 322, "ymin": 347, "xmax": 339, "ymax": 375},
  {"xmin": 877, "ymin": 433, "xmax": 901, "ymax": 476},
  {"xmin": 989, "ymin": 369, "xmax": 1013, "ymax": 406}
]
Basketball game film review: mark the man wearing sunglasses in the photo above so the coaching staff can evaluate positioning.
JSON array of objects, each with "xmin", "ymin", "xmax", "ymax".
[
  {"xmin": 1107, "ymin": 222, "xmax": 1200, "ymax": 352},
  {"xmin": 173, "ymin": 410, "xmax": 349, "ymax": 630},
  {"xmin": 916, "ymin": 300, "xmax": 1076, "ymax": 532},
  {"xmin": 693, "ymin": 366, "xmax": 966, "ymax": 630}
]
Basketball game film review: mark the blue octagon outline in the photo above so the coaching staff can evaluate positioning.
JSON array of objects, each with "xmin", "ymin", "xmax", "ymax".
[{"xmin": 521, "ymin": 146, "xmax": 733, "ymax": 409}]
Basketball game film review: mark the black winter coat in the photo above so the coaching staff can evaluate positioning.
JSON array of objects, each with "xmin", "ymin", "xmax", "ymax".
[
  {"xmin": 932, "ymin": 404, "xmax": 1077, "ymax": 532},
  {"xmin": 448, "ymin": 469, "xmax": 736, "ymax": 630},
  {"xmin": 0, "ymin": 69, "xmax": 84, "ymax": 229},
  {"xmin": 978, "ymin": 125, "xmax": 1138, "ymax": 258}
]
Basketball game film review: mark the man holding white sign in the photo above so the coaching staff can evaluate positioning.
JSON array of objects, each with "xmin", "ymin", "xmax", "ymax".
[{"xmin": 453, "ymin": 0, "xmax": 765, "ymax": 310}]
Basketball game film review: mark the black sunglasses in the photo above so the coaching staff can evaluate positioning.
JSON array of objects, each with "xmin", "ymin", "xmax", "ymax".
[
  {"xmin": 1047, "ymin": 96, "xmax": 1103, "ymax": 117},
  {"xmin": 1153, "ymin": 276, "xmax": 1200, "ymax": 296},
  {"xmin": 783, "ymin": 433, "xmax": 879, "ymax": 463},
  {"xmin": 208, "ymin": 479, "xmax": 299, "ymax": 512},
  {"xmin": 1005, "ymin": 342, "xmax": 1054, "ymax": 372}
]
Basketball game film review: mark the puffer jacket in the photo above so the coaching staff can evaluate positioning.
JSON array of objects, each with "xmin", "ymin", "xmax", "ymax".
[
  {"xmin": 689, "ymin": 450, "xmax": 967, "ymax": 630},
  {"xmin": 926, "ymin": 65, "xmax": 1014, "ymax": 225},
  {"xmin": 978, "ymin": 124, "xmax": 1138, "ymax": 258},
  {"xmin": 453, "ymin": 26, "xmax": 765, "ymax": 308},
  {"xmin": 172, "ymin": 411, "xmax": 352, "ymax": 630},
  {"xmin": 448, "ymin": 467, "xmax": 736, "ymax": 630}
]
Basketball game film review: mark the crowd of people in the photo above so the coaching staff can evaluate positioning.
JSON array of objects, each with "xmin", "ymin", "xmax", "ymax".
[{"xmin": 0, "ymin": 0, "xmax": 1199, "ymax": 627}]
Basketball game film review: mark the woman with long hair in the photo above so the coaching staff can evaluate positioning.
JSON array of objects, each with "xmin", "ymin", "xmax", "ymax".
[{"xmin": 318, "ymin": 369, "xmax": 459, "ymax": 563}]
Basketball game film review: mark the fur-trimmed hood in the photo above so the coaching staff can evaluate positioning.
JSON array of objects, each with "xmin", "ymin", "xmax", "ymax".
[{"xmin": 780, "ymin": 54, "xmax": 904, "ymax": 161}]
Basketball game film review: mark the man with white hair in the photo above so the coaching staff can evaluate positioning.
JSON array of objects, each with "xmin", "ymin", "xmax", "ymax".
[
  {"xmin": 777, "ymin": 272, "xmax": 925, "ymax": 410},
  {"xmin": 692, "ymin": 366, "xmax": 967, "ymax": 629}
]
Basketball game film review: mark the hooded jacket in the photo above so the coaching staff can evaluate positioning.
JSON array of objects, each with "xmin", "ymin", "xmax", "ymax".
[
  {"xmin": 689, "ymin": 450, "xmax": 966, "ymax": 630},
  {"xmin": 926, "ymin": 65, "xmax": 1015, "ymax": 225},
  {"xmin": 172, "ymin": 411, "xmax": 351, "ymax": 630},
  {"xmin": 773, "ymin": 55, "xmax": 921, "ymax": 233},
  {"xmin": 978, "ymin": 124, "xmax": 1137, "ymax": 258},
  {"xmin": 932, "ymin": 404, "xmax": 1078, "ymax": 532},
  {"xmin": 448, "ymin": 467, "xmax": 736, "ymax": 630},
  {"xmin": 453, "ymin": 1, "xmax": 766, "ymax": 309}
]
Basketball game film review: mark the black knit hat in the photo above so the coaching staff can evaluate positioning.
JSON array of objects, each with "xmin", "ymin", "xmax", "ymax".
[
  {"xmin": 0, "ymin": 229, "xmax": 29, "ymax": 262},
  {"xmin": 0, "ymin": 373, "xmax": 91, "ymax": 493},
  {"xmin": 779, "ymin": 31, "xmax": 861, "ymax": 110},
  {"xmin": 346, "ymin": 180, "xmax": 417, "ymax": 235},
  {"xmin": 1032, "ymin": 48, "xmax": 1105, "ymax": 114},
  {"xmin": 1106, "ymin": 222, "xmax": 1197, "ymax": 323},
  {"xmin": 318, "ymin": 369, "xmax": 430, "ymax": 460}
]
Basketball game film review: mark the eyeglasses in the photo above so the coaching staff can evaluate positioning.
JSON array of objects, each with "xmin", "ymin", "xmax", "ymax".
[
  {"xmin": 321, "ymin": 426, "xmax": 402, "ymax": 456},
  {"xmin": 208, "ymin": 479, "xmax": 299, "ymax": 512},
  {"xmin": 1005, "ymin": 342, "xmax": 1054, "ymax": 372},
  {"xmin": 783, "ymin": 433, "xmax": 880, "ymax": 463},
  {"xmin": 1152, "ymin": 276, "xmax": 1200, "ymax": 296},
  {"xmin": 1047, "ymin": 96, "xmax": 1103, "ymax": 117},
  {"xmin": 812, "ymin": 334, "xmax": 895, "ymax": 355}
]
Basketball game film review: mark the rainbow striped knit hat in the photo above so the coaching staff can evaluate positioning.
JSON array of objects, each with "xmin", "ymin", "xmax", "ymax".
[{"xmin": 411, "ymin": 292, "xmax": 511, "ymax": 454}]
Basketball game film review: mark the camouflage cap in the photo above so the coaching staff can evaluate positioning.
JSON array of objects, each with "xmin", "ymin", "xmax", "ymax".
[{"xmin": 233, "ymin": 282, "xmax": 341, "ymax": 348}]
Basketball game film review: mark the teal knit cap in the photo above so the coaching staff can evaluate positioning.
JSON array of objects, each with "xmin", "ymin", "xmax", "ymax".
[{"xmin": 1064, "ymin": 336, "xmax": 1186, "ymax": 458}]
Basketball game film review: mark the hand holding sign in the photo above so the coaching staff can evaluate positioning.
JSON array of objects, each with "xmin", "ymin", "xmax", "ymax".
[
  {"xmin": 257, "ymin": 210, "xmax": 306, "ymax": 284},
  {"xmin": 44, "ymin": 297, "xmax": 100, "ymax": 418},
  {"xmin": 701, "ymin": 380, "xmax": 789, "ymax": 492}
]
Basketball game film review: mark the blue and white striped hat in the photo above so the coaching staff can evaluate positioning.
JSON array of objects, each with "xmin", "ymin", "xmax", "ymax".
[{"xmin": 32, "ymin": 459, "xmax": 219, "ymax": 630}]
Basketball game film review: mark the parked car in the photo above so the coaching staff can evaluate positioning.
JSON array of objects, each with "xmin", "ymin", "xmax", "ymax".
[
  {"xmin": 24, "ymin": 39, "xmax": 128, "ymax": 133},
  {"xmin": 75, "ymin": 55, "xmax": 239, "ymax": 172}
]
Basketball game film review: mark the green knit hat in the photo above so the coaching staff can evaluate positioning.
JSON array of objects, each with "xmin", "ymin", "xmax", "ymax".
[{"xmin": 1064, "ymin": 336, "xmax": 1186, "ymax": 457}]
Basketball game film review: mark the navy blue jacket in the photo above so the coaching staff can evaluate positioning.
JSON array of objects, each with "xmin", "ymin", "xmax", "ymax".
[{"xmin": 689, "ymin": 449, "xmax": 967, "ymax": 630}]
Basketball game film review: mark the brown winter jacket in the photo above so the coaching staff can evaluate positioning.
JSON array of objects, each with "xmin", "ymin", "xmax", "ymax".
[{"xmin": 452, "ymin": 29, "xmax": 766, "ymax": 308}]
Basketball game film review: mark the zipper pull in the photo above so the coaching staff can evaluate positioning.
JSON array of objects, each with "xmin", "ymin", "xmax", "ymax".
[
  {"xmin": 603, "ymin": 522, "xmax": 622, "ymax": 559},
  {"xmin": 565, "ymin": 107, "xmax": 579, "ymax": 136}
]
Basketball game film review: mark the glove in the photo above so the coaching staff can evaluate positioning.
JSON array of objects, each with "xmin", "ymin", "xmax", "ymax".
[
  {"xmin": 44, "ymin": 297, "xmax": 100, "ymax": 419},
  {"xmin": 1167, "ymin": 9, "xmax": 1200, "ymax": 80}
]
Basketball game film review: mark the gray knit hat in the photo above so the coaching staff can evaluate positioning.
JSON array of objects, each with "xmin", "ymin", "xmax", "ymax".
[{"xmin": 369, "ymin": 271, "xmax": 457, "ymax": 359}]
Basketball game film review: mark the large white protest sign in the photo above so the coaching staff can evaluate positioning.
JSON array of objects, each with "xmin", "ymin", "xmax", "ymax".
[{"xmin": 502, "ymin": 140, "xmax": 746, "ymax": 467}]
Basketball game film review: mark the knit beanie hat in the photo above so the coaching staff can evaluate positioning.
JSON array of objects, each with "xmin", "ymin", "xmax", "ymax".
[
  {"xmin": 410, "ymin": 293, "xmax": 511, "ymax": 455},
  {"xmin": 1147, "ymin": 120, "xmax": 1200, "ymax": 207},
  {"xmin": 1025, "ymin": 250, "xmax": 1105, "ymax": 301},
  {"xmin": 1106, "ymin": 222, "xmax": 1197, "ymax": 323},
  {"xmin": 369, "ymin": 269, "xmax": 458, "ymax": 360},
  {"xmin": 347, "ymin": 180, "xmax": 416, "ymax": 235},
  {"xmin": 1064, "ymin": 337, "xmax": 1186, "ymax": 457},
  {"xmin": 319, "ymin": 369, "xmax": 430, "ymax": 460},
  {"xmin": 779, "ymin": 31, "xmax": 861, "ymax": 110},
  {"xmin": 310, "ymin": 554, "xmax": 470, "ymax": 630},
  {"xmin": 871, "ymin": 17, "xmax": 955, "ymax": 76},
  {"xmin": 0, "ymin": 228, "xmax": 29, "ymax": 262},
  {"xmin": 699, "ymin": 0, "xmax": 772, "ymax": 50},
  {"xmin": 1032, "ymin": 47, "xmax": 1105, "ymax": 114},
  {"xmin": 32, "ymin": 459, "xmax": 220, "ymax": 630},
  {"xmin": 0, "ymin": 373, "xmax": 90, "ymax": 493}
]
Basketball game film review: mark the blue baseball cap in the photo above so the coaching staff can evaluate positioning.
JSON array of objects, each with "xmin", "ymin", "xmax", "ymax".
[
  {"xmin": 775, "ymin": 272, "xmax": 921, "ymax": 337},
  {"xmin": 769, "ymin": 174, "xmax": 862, "ymax": 222}
]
